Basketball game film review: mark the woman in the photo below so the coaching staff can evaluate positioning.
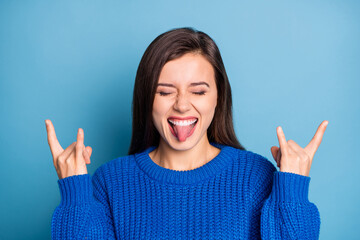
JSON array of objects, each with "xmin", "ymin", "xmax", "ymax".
[{"xmin": 46, "ymin": 27, "xmax": 328, "ymax": 239}]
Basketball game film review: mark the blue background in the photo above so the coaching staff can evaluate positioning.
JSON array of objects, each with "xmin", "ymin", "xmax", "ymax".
[{"xmin": 0, "ymin": 0, "xmax": 359, "ymax": 239}]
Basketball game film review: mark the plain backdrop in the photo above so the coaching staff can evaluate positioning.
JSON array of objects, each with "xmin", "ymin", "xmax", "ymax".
[{"xmin": 0, "ymin": 0, "xmax": 359, "ymax": 239}]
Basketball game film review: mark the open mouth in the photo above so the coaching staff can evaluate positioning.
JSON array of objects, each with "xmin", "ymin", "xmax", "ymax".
[{"xmin": 167, "ymin": 118, "xmax": 198, "ymax": 142}]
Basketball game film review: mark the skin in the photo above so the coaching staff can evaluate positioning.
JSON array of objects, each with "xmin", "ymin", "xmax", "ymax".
[
  {"xmin": 149, "ymin": 52, "xmax": 221, "ymax": 171},
  {"xmin": 270, "ymin": 122, "xmax": 329, "ymax": 177},
  {"xmin": 45, "ymin": 121, "xmax": 92, "ymax": 180},
  {"xmin": 45, "ymin": 54, "xmax": 329, "ymax": 179}
]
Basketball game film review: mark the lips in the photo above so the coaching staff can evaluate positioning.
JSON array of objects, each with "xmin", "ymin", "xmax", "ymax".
[
  {"xmin": 168, "ymin": 116, "xmax": 198, "ymax": 121},
  {"xmin": 167, "ymin": 117, "xmax": 198, "ymax": 128}
]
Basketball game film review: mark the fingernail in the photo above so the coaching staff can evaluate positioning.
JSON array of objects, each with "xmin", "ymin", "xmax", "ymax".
[{"xmin": 78, "ymin": 128, "xmax": 82, "ymax": 134}]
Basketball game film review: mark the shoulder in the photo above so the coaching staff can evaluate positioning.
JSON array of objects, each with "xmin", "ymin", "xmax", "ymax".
[
  {"xmin": 242, "ymin": 150, "xmax": 275, "ymax": 171},
  {"xmin": 92, "ymin": 154, "xmax": 137, "ymax": 180},
  {"xmin": 234, "ymin": 148, "xmax": 276, "ymax": 182},
  {"xmin": 215, "ymin": 144, "xmax": 275, "ymax": 173}
]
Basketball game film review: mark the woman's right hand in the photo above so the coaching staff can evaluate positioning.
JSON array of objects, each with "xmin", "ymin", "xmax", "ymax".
[{"xmin": 45, "ymin": 119, "xmax": 92, "ymax": 180}]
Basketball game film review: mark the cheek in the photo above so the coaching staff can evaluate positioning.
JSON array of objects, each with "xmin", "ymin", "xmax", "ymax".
[
  {"xmin": 153, "ymin": 97, "xmax": 170, "ymax": 115},
  {"xmin": 152, "ymin": 97, "xmax": 171, "ymax": 128},
  {"xmin": 197, "ymin": 94, "xmax": 217, "ymax": 116}
]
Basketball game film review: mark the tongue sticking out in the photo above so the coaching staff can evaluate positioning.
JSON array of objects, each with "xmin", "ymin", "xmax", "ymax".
[{"xmin": 172, "ymin": 123, "xmax": 196, "ymax": 142}]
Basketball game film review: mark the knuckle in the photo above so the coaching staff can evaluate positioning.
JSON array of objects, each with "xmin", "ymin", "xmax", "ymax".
[
  {"xmin": 287, "ymin": 147, "xmax": 293, "ymax": 154},
  {"xmin": 65, "ymin": 158, "xmax": 72, "ymax": 164},
  {"xmin": 58, "ymin": 159, "xmax": 66, "ymax": 167},
  {"xmin": 57, "ymin": 155, "xmax": 65, "ymax": 163},
  {"xmin": 287, "ymin": 139, "xmax": 295, "ymax": 145}
]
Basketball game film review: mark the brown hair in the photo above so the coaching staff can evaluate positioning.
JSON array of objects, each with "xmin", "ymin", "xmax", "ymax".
[{"xmin": 128, "ymin": 27, "xmax": 246, "ymax": 155}]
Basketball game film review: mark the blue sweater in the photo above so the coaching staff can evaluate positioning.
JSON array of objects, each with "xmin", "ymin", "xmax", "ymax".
[{"xmin": 51, "ymin": 142, "xmax": 320, "ymax": 239}]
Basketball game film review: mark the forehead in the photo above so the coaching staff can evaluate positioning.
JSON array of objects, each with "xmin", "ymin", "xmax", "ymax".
[{"xmin": 158, "ymin": 53, "xmax": 215, "ymax": 86}]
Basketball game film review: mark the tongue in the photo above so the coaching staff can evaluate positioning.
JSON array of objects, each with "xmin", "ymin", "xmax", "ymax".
[{"xmin": 173, "ymin": 124, "xmax": 194, "ymax": 142}]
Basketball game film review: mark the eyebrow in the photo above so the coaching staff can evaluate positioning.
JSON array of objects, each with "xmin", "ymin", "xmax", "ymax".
[{"xmin": 157, "ymin": 81, "xmax": 210, "ymax": 88}]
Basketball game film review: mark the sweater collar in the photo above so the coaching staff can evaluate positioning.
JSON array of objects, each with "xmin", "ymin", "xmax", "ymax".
[{"xmin": 134, "ymin": 142, "xmax": 237, "ymax": 185}]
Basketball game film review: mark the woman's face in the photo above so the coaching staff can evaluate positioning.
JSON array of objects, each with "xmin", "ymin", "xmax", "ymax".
[{"xmin": 152, "ymin": 52, "xmax": 218, "ymax": 150}]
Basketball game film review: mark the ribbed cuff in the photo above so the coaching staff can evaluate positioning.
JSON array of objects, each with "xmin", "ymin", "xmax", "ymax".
[
  {"xmin": 270, "ymin": 171, "xmax": 311, "ymax": 203},
  {"xmin": 57, "ymin": 174, "xmax": 93, "ymax": 206}
]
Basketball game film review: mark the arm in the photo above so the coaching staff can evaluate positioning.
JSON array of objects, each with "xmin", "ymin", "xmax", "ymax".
[
  {"xmin": 260, "ymin": 171, "xmax": 321, "ymax": 240},
  {"xmin": 249, "ymin": 121, "xmax": 329, "ymax": 240},
  {"xmin": 51, "ymin": 168, "xmax": 116, "ymax": 240},
  {"xmin": 247, "ymin": 153, "xmax": 320, "ymax": 240},
  {"xmin": 258, "ymin": 121, "xmax": 327, "ymax": 239}
]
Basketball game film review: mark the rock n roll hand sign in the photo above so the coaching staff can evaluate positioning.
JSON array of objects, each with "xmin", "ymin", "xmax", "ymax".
[
  {"xmin": 45, "ymin": 119, "xmax": 93, "ymax": 180},
  {"xmin": 270, "ymin": 120, "xmax": 329, "ymax": 177}
]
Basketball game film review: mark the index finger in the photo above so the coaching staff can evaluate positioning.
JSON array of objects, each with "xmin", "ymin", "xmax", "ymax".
[
  {"xmin": 45, "ymin": 119, "xmax": 63, "ymax": 158},
  {"xmin": 276, "ymin": 126, "xmax": 288, "ymax": 155}
]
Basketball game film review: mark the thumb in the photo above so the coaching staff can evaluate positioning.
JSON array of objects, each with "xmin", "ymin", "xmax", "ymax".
[
  {"xmin": 270, "ymin": 146, "xmax": 278, "ymax": 161},
  {"xmin": 270, "ymin": 146, "xmax": 280, "ymax": 168}
]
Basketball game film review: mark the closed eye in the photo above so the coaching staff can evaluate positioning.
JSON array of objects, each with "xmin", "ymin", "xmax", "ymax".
[
  {"xmin": 159, "ymin": 92, "xmax": 171, "ymax": 96},
  {"xmin": 158, "ymin": 92, "xmax": 206, "ymax": 96}
]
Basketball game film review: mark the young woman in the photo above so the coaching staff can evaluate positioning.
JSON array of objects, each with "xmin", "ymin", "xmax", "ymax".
[{"xmin": 46, "ymin": 27, "xmax": 328, "ymax": 239}]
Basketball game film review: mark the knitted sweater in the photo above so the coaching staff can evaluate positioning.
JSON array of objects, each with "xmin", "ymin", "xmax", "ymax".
[{"xmin": 51, "ymin": 142, "xmax": 320, "ymax": 239}]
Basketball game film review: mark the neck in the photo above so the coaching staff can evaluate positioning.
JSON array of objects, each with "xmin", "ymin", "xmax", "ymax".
[{"xmin": 149, "ymin": 136, "xmax": 221, "ymax": 171}]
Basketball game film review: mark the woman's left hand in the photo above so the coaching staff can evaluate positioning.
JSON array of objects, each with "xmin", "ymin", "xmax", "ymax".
[{"xmin": 270, "ymin": 120, "xmax": 329, "ymax": 177}]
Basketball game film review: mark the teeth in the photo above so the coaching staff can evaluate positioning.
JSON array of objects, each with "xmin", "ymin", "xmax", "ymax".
[{"xmin": 168, "ymin": 119, "xmax": 197, "ymax": 126}]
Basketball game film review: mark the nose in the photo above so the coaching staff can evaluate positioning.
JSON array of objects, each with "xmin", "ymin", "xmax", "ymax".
[{"xmin": 173, "ymin": 92, "xmax": 191, "ymax": 113}]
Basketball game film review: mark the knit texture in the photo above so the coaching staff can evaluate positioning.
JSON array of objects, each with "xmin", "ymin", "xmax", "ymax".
[{"xmin": 51, "ymin": 142, "xmax": 320, "ymax": 239}]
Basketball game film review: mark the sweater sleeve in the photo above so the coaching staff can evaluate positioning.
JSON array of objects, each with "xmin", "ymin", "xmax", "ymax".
[
  {"xmin": 260, "ymin": 171, "xmax": 321, "ymax": 239},
  {"xmin": 51, "ymin": 168, "xmax": 116, "ymax": 240},
  {"xmin": 248, "ymin": 154, "xmax": 320, "ymax": 240}
]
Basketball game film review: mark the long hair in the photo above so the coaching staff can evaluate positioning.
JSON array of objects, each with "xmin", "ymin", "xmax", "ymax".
[{"xmin": 128, "ymin": 27, "xmax": 246, "ymax": 155}]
